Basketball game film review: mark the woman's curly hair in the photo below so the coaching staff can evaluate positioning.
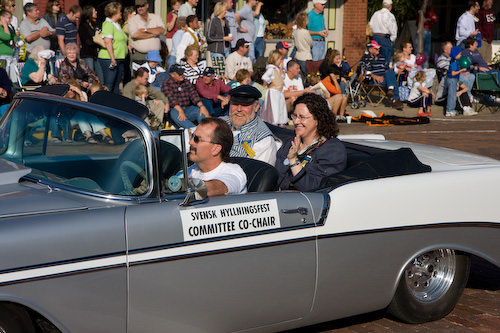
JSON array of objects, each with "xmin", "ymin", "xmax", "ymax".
[{"xmin": 293, "ymin": 93, "xmax": 339, "ymax": 138}]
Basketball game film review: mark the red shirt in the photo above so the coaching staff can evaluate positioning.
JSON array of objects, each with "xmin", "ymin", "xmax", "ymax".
[
  {"xmin": 416, "ymin": 7, "xmax": 438, "ymax": 31},
  {"xmin": 166, "ymin": 11, "xmax": 178, "ymax": 38},
  {"xmin": 477, "ymin": 8, "xmax": 496, "ymax": 43},
  {"xmin": 196, "ymin": 78, "xmax": 231, "ymax": 103}
]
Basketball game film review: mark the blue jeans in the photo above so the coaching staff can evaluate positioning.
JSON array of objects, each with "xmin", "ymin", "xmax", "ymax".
[
  {"xmin": 371, "ymin": 69, "xmax": 399, "ymax": 100},
  {"xmin": 296, "ymin": 60, "xmax": 307, "ymax": 85},
  {"xmin": 459, "ymin": 72, "xmax": 475, "ymax": 100},
  {"xmin": 82, "ymin": 57, "xmax": 95, "ymax": 71},
  {"xmin": 248, "ymin": 42, "xmax": 256, "ymax": 63},
  {"xmin": 372, "ymin": 35, "xmax": 392, "ymax": 65},
  {"xmin": 312, "ymin": 40, "xmax": 325, "ymax": 61},
  {"xmin": 167, "ymin": 55, "xmax": 176, "ymax": 71},
  {"xmin": 98, "ymin": 58, "xmax": 124, "ymax": 94},
  {"xmin": 446, "ymin": 76, "xmax": 458, "ymax": 112},
  {"xmin": 254, "ymin": 37, "xmax": 264, "ymax": 59},
  {"xmin": 340, "ymin": 80, "xmax": 347, "ymax": 94},
  {"xmin": 170, "ymin": 105, "xmax": 206, "ymax": 128},
  {"xmin": 202, "ymin": 97, "xmax": 228, "ymax": 117}
]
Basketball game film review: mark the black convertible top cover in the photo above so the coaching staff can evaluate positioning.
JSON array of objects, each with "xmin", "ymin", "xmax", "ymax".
[
  {"xmin": 89, "ymin": 91, "xmax": 149, "ymax": 120},
  {"xmin": 319, "ymin": 142, "xmax": 432, "ymax": 190}
]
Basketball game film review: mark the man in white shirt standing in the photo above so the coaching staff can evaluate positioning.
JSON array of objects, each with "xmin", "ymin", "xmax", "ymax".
[
  {"xmin": 455, "ymin": 1, "xmax": 481, "ymax": 48},
  {"xmin": 226, "ymin": 39, "xmax": 253, "ymax": 80},
  {"xmin": 369, "ymin": 0, "xmax": 397, "ymax": 65},
  {"xmin": 189, "ymin": 117, "xmax": 247, "ymax": 196}
]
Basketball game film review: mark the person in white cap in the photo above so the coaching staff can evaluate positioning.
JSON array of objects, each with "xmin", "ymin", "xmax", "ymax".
[
  {"xmin": 369, "ymin": 0, "xmax": 397, "ymax": 65},
  {"xmin": 308, "ymin": 0, "xmax": 328, "ymax": 61}
]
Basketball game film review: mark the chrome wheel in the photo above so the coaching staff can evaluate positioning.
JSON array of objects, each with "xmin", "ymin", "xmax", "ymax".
[
  {"xmin": 388, "ymin": 249, "xmax": 470, "ymax": 323},
  {"xmin": 405, "ymin": 249, "xmax": 456, "ymax": 303}
]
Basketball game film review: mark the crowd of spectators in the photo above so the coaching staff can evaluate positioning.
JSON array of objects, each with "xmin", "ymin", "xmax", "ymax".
[{"xmin": 0, "ymin": 0, "xmax": 497, "ymax": 132}]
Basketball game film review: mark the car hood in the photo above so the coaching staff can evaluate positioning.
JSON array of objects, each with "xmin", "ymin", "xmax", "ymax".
[
  {"xmin": 0, "ymin": 159, "xmax": 88, "ymax": 218},
  {"xmin": 340, "ymin": 136, "xmax": 500, "ymax": 171},
  {"xmin": 0, "ymin": 182, "xmax": 89, "ymax": 218}
]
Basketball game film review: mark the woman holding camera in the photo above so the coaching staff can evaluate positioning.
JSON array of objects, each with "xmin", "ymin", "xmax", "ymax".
[
  {"xmin": 58, "ymin": 42, "xmax": 99, "ymax": 91},
  {"xmin": 21, "ymin": 46, "xmax": 57, "ymax": 85},
  {"xmin": 97, "ymin": 2, "xmax": 127, "ymax": 93}
]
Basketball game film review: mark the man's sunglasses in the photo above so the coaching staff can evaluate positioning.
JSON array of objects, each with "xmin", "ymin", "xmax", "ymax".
[
  {"xmin": 136, "ymin": 4, "xmax": 146, "ymax": 8},
  {"xmin": 191, "ymin": 134, "xmax": 217, "ymax": 144}
]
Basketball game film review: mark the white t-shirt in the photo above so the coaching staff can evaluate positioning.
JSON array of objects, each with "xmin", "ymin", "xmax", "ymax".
[
  {"xmin": 409, "ymin": 81, "xmax": 424, "ymax": 102},
  {"xmin": 189, "ymin": 162, "xmax": 247, "ymax": 195},
  {"xmin": 283, "ymin": 75, "xmax": 304, "ymax": 92},
  {"xmin": 404, "ymin": 54, "xmax": 416, "ymax": 66}
]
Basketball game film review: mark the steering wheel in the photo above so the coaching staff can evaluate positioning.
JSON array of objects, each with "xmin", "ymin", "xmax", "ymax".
[{"xmin": 120, "ymin": 160, "xmax": 147, "ymax": 195}]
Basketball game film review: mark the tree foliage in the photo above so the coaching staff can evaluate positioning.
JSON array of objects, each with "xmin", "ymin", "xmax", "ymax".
[{"xmin": 367, "ymin": 0, "xmax": 423, "ymax": 31}]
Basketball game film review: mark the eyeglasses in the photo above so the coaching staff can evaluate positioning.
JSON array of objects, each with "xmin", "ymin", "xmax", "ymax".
[
  {"xmin": 191, "ymin": 134, "xmax": 216, "ymax": 144},
  {"xmin": 291, "ymin": 113, "xmax": 313, "ymax": 121},
  {"xmin": 136, "ymin": 4, "xmax": 146, "ymax": 8}
]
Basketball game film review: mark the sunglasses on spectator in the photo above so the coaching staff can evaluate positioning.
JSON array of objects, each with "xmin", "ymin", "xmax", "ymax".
[
  {"xmin": 136, "ymin": 4, "xmax": 146, "ymax": 8},
  {"xmin": 191, "ymin": 134, "xmax": 217, "ymax": 144}
]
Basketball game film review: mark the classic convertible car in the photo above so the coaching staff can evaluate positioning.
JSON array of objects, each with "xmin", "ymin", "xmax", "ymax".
[{"xmin": 0, "ymin": 92, "xmax": 499, "ymax": 333}]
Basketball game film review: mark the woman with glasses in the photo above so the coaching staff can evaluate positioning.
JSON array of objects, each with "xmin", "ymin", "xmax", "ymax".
[{"xmin": 275, "ymin": 93, "xmax": 346, "ymax": 191}]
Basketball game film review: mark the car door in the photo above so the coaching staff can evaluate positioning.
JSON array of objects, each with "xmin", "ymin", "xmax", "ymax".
[{"xmin": 125, "ymin": 131, "xmax": 325, "ymax": 332}]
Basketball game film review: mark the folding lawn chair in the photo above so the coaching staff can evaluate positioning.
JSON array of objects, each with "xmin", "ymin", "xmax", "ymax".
[{"xmin": 472, "ymin": 72, "xmax": 500, "ymax": 114}]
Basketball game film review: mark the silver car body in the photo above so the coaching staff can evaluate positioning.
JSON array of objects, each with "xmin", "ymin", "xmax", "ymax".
[{"xmin": 0, "ymin": 93, "xmax": 499, "ymax": 332}]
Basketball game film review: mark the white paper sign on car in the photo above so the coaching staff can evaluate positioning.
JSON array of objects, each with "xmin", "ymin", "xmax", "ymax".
[{"xmin": 180, "ymin": 199, "xmax": 281, "ymax": 241}]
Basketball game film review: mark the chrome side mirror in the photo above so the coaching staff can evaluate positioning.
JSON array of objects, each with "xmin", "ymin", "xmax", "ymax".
[{"xmin": 180, "ymin": 178, "xmax": 208, "ymax": 206}]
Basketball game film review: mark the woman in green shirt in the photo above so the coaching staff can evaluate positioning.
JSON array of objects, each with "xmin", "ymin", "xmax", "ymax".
[
  {"xmin": 0, "ymin": 10, "xmax": 17, "ymax": 81},
  {"xmin": 97, "ymin": 2, "xmax": 128, "ymax": 93}
]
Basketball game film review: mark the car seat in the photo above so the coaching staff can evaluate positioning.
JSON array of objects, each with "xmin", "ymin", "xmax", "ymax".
[{"xmin": 231, "ymin": 157, "xmax": 278, "ymax": 192}]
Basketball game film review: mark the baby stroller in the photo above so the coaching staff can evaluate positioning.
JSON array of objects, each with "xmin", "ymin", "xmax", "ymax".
[{"xmin": 347, "ymin": 64, "xmax": 368, "ymax": 109}]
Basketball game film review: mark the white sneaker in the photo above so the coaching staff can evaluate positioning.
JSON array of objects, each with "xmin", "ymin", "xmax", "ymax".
[
  {"xmin": 463, "ymin": 107, "xmax": 478, "ymax": 116},
  {"xmin": 445, "ymin": 110, "xmax": 457, "ymax": 117}
]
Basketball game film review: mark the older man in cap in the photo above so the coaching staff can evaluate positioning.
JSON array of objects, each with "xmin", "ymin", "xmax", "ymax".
[
  {"xmin": 128, "ymin": 0, "xmax": 165, "ymax": 66},
  {"xmin": 369, "ymin": 0, "xmax": 398, "ymax": 65},
  {"xmin": 196, "ymin": 67, "xmax": 232, "ymax": 117},
  {"xmin": 308, "ymin": 0, "xmax": 328, "ymax": 61},
  {"xmin": 222, "ymin": 85, "xmax": 278, "ymax": 165},
  {"xmin": 359, "ymin": 40, "xmax": 403, "ymax": 110},
  {"xmin": 162, "ymin": 64, "xmax": 209, "ymax": 128}
]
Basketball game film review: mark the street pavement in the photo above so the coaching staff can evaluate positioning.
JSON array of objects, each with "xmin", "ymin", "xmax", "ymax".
[{"xmin": 292, "ymin": 100, "xmax": 500, "ymax": 332}]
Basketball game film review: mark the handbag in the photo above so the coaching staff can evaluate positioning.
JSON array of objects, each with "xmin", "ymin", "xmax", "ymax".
[
  {"xmin": 93, "ymin": 30, "xmax": 105, "ymax": 48},
  {"xmin": 398, "ymin": 85, "xmax": 410, "ymax": 102}
]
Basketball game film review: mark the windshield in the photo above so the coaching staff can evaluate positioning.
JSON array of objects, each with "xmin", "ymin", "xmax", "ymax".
[{"xmin": 0, "ymin": 98, "xmax": 149, "ymax": 196}]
